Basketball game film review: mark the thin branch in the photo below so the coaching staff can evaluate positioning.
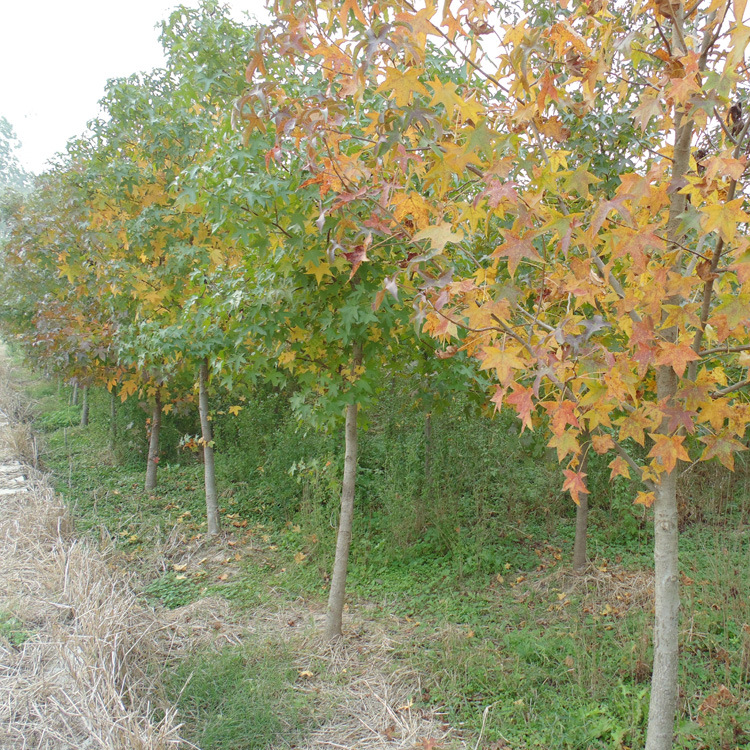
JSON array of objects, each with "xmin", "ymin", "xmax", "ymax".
[
  {"xmin": 713, "ymin": 107, "xmax": 738, "ymax": 146},
  {"xmin": 615, "ymin": 440, "xmax": 656, "ymax": 492},
  {"xmin": 699, "ymin": 344, "xmax": 750, "ymax": 358},
  {"xmin": 516, "ymin": 304, "xmax": 556, "ymax": 333},
  {"xmin": 653, "ymin": 17, "xmax": 673, "ymax": 57},
  {"xmin": 712, "ymin": 379, "xmax": 750, "ymax": 397}
]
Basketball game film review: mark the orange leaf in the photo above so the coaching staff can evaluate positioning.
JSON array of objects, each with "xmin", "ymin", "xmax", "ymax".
[
  {"xmin": 591, "ymin": 433, "xmax": 615, "ymax": 454},
  {"xmin": 634, "ymin": 491, "xmax": 655, "ymax": 507},
  {"xmin": 562, "ymin": 469, "xmax": 588, "ymax": 506},
  {"xmin": 647, "ymin": 433, "xmax": 691, "ymax": 474},
  {"xmin": 608, "ymin": 455, "xmax": 631, "ymax": 480},
  {"xmin": 506, "ymin": 384, "xmax": 535, "ymax": 432}
]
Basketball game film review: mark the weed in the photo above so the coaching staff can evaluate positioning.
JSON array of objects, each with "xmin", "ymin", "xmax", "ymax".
[{"xmin": 0, "ymin": 611, "xmax": 31, "ymax": 647}]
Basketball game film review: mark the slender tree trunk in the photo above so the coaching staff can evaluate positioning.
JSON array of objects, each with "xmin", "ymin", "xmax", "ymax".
[
  {"xmin": 80, "ymin": 387, "xmax": 89, "ymax": 427},
  {"xmin": 109, "ymin": 390, "xmax": 118, "ymax": 451},
  {"xmin": 646, "ymin": 366, "xmax": 680, "ymax": 750},
  {"xmin": 572, "ymin": 433, "xmax": 590, "ymax": 572},
  {"xmin": 71, "ymin": 381, "xmax": 79, "ymax": 406},
  {"xmin": 145, "ymin": 388, "xmax": 162, "ymax": 492},
  {"xmin": 325, "ymin": 342, "xmax": 362, "ymax": 641},
  {"xmin": 198, "ymin": 359, "xmax": 220, "ymax": 536}
]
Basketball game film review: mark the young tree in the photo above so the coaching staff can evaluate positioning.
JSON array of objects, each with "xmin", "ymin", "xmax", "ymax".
[{"xmin": 247, "ymin": 1, "xmax": 750, "ymax": 745}]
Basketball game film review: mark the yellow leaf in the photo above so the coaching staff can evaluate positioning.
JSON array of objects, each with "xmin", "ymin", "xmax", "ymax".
[
  {"xmin": 700, "ymin": 199, "xmax": 750, "ymax": 243},
  {"xmin": 412, "ymin": 222, "xmax": 464, "ymax": 252},
  {"xmin": 305, "ymin": 260, "xmax": 334, "ymax": 284},
  {"xmin": 634, "ymin": 491, "xmax": 655, "ymax": 507},
  {"xmin": 228, "ymin": 405, "xmax": 243, "ymax": 416},
  {"xmin": 375, "ymin": 68, "xmax": 428, "ymax": 107}
]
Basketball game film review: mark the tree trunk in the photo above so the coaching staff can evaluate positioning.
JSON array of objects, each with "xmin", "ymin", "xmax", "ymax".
[
  {"xmin": 109, "ymin": 390, "xmax": 118, "ymax": 451},
  {"xmin": 80, "ymin": 387, "xmax": 89, "ymax": 427},
  {"xmin": 71, "ymin": 381, "xmax": 79, "ymax": 406},
  {"xmin": 572, "ymin": 434, "xmax": 590, "ymax": 572},
  {"xmin": 199, "ymin": 359, "xmax": 220, "ymax": 536},
  {"xmin": 645, "ymin": 366, "xmax": 680, "ymax": 750},
  {"xmin": 145, "ymin": 388, "xmax": 162, "ymax": 492},
  {"xmin": 324, "ymin": 342, "xmax": 362, "ymax": 642}
]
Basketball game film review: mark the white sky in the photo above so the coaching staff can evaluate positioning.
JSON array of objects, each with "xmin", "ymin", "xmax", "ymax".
[{"xmin": 0, "ymin": 0, "xmax": 269, "ymax": 174}]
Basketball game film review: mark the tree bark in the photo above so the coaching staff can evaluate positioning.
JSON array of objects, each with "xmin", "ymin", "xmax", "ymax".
[
  {"xmin": 572, "ymin": 434, "xmax": 590, "ymax": 572},
  {"xmin": 80, "ymin": 386, "xmax": 89, "ymax": 427},
  {"xmin": 645, "ymin": 367, "xmax": 680, "ymax": 750},
  {"xmin": 198, "ymin": 359, "xmax": 220, "ymax": 536},
  {"xmin": 145, "ymin": 387, "xmax": 162, "ymax": 492},
  {"xmin": 71, "ymin": 381, "xmax": 78, "ymax": 406},
  {"xmin": 324, "ymin": 342, "xmax": 362, "ymax": 641}
]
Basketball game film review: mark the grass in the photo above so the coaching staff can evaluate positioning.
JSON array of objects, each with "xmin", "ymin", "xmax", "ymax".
[
  {"xmin": 165, "ymin": 638, "xmax": 322, "ymax": 750},
  {"xmin": 19, "ymin": 372, "xmax": 750, "ymax": 749}
]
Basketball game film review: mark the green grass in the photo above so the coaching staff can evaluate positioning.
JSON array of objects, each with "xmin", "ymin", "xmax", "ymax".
[
  {"xmin": 23, "ymin": 373, "xmax": 750, "ymax": 749},
  {"xmin": 164, "ymin": 637, "xmax": 323, "ymax": 750}
]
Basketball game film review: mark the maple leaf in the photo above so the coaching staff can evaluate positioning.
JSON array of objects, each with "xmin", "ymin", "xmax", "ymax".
[
  {"xmin": 305, "ymin": 259, "xmax": 334, "ymax": 284},
  {"xmin": 698, "ymin": 432, "xmax": 746, "ymax": 470},
  {"xmin": 634, "ymin": 491, "xmax": 656, "ymax": 508},
  {"xmin": 714, "ymin": 294, "xmax": 750, "ymax": 329},
  {"xmin": 591, "ymin": 433, "xmax": 615, "ymax": 454},
  {"xmin": 548, "ymin": 430, "xmax": 580, "ymax": 461},
  {"xmin": 698, "ymin": 397, "xmax": 733, "ymax": 431},
  {"xmin": 700, "ymin": 199, "xmax": 750, "ymax": 243},
  {"xmin": 413, "ymin": 223, "xmax": 465, "ymax": 253},
  {"xmin": 660, "ymin": 404, "xmax": 697, "ymax": 433},
  {"xmin": 479, "ymin": 345, "xmax": 524, "ymax": 385},
  {"xmin": 343, "ymin": 245, "xmax": 368, "ymax": 279},
  {"xmin": 506, "ymin": 384, "xmax": 535, "ymax": 432},
  {"xmin": 491, "ymin": 232, "xmax": 540, "ymax": 277},
  {"xmin": 543, "ymin": 399, "xmax": 580, "ymax": 435},
  {"xmin": 375, "ymin": 68, "xmax": 428, "ymax": 107},
  {"xmin": 608, "ymin": 455, "xmax": 631, "ymax": 480},
  {"xmin": 632, "ymin": 90, "xmax": 663, "ymax": 131},
  {"xmin": 562, "ymin": 468, "xmax": 588, "ymax": 506},
  {"xmin": 490, "ymin": 385, "xmax": 507, "ymax": 412},
  {"xmin": 654, "ymin": 342, "xmax": 701, "ymax": 378},
  {"xmin": 617, "ymin": 411, "xmax": 652, "ymax": 446},
  {"xmin": 427, "ymin": 77, "xmax": 463, "ymax": 112},
  {"xmin": 648, "ymin": 433, "xmax": 691, "ymax": 474}
]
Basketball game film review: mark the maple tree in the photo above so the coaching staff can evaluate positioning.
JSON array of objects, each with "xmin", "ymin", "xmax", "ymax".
[{"xmin": 245, "ymin": 0, "xmax": 750, "ymax": 745}]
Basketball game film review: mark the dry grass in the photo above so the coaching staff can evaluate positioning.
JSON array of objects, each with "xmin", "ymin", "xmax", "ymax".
[
  {"xmin": 290, "ymin": 620, "xmax": 468, "ymax": 750},
  {"xmin": 0, "ymin": 352, "xmax": 188, "ymax": 749},
  {"xmin": 0, "ymin": 476, "xmax": 188, "ymax": 749},
  {"xmin": 529, "ymin": 562, "xmax": 654, "ymax": 614}
]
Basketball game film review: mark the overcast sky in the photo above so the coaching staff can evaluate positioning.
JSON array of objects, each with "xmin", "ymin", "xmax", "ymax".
[{"xmin": 0, "ymin": 0, "xmax": 269, "ymax": 174}]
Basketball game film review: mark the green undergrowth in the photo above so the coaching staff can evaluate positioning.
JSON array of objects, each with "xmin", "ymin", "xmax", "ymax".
[
  {"xmin": 22, "ymin": 371, "xmax": 750, "ymax": 749},
  {"xmin": 164, "ymin": 637, "xmax": 323, "ymax": 750}
]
